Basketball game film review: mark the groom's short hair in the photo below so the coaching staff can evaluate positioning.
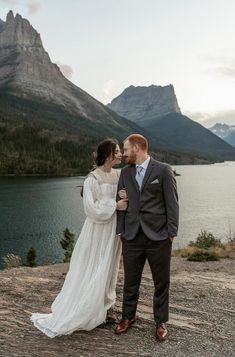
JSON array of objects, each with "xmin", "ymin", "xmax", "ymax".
[{"xmin": 125, "ymin": 134, "xmax": 148, "ymax": 151}]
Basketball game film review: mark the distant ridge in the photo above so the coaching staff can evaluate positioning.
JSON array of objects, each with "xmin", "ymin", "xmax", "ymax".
[
  {"xmin": 209, "ymin": 123, "xmax": 235, "ymax": 148},
  {"xmin": 107, "ymin": 84, "xmax": 181, "ymax": 125},
  {"xmin": 108, "ymin": 86, "xmax": 235, "ymax": 161}
]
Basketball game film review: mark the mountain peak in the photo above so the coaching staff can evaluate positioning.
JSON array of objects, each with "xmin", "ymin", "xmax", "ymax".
[
  {"xmin": 0, "ymin": 11, "xmax": 42, "ymax": 47},
  {"xmin": 0, "ymin": 11, "xmax": 66, "ymax": 105},
  {"xmin": 124, "ymin": 83, "xmax": 174, "ymax": 93},
  {"xmin": 209, "ymin": 123, "xmax": 235, "ymax": 147},
  {"xmin": 0, "ymin": 11, "xmax": 131, "ymax": 123},
  {"xmin": 210, "ymin": 123, "xmax": 230, "ymax": 130},
  {"xmin": 6, "ymin": 10, "xmax": 14, "ymax": 23},
  {"xmin": 107, "ymin": 84, "xmax": 181, "ymax": 124}
]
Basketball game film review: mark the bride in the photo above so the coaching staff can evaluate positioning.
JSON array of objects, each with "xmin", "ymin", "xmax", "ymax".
[{"xmin": 31, "ymin": 138, "xmax": 127, "ymax": 337}]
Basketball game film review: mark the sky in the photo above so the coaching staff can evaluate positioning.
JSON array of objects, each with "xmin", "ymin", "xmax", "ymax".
[{"xmin": 1, "ymin": 0, "xmax": 235, "ymax": 127}]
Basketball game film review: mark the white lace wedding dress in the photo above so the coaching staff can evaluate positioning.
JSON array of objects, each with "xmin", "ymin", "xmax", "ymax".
[{"xmin": 31, "ymin": 168, "xmax": 122, "ymax": 337}]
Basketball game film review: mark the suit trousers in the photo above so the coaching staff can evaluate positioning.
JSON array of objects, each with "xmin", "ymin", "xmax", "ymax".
[{"xmin": 122, "ymin": 227, "xmax": 172, "ymax": 324}]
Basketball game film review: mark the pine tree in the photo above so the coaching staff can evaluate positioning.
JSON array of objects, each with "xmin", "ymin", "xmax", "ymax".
[
  {"xmin": 27, "ymin": 247, "xmax": 37, "ymax": 267},
  {"xmin": 60, "ymin": 228, "xmax": 75, "ymax": 263}
]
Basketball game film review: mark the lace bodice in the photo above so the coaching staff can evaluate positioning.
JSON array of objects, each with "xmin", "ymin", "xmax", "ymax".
[{"xmin": 89, "ymin": 168, "xmax": 120, "ymax": 185}]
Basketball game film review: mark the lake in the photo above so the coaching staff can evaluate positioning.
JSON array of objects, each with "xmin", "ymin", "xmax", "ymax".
[{"xmin": 0, "ymin": 163, "xmax": 235, "ymax": 267}]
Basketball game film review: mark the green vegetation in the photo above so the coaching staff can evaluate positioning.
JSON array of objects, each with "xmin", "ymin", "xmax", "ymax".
[
  {"xmin": 2, "ymin": 253, "xmax": 23, "ymax": 268},
  {"xmin": 60, "ymin": 228, "xmax": 75, "ymax": 263},
  {"xmin": 3, "ymin": 248, "xmax": 37, "ymax": 268},
  {"xmin": 26, "ymin": 247, "xmax": 37, "ymax": 267},
  {"xmin": 187, "ymin": 251, "xmax": 219, "ymax": 262},
  {"xmin": 0, "ymin": 92, "xmax": 214, "ymax": 176},
  {"xmin": 189, "ymin": 230, "xmax": 222, "ymax": 249},
  {"xmin": 144, "ymin": 112, "xmax": 235, "ymax": 162},
  {"xmin": 0, "ymin": 93, "xmax": 101, "ymax": 175},
  {"xmin": 174, "ymin": 230, "xmax": 235, "ymax": 261}
]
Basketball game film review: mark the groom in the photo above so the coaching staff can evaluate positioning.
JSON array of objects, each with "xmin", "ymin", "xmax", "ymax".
[{"xmin": 116, "ymin": 134, "xmax": 179, "ymax": 340}]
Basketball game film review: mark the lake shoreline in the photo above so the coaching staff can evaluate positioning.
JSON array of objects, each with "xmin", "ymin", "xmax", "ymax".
[
  {"xmin": 0, "ymin": 161, "xmax": 226, "ymax": 178},
  {"xmin": 1, "ymin": 165, "xmax": 235, "ymax": 268},
  {"xmin": 0, "ymin": 174, "xmax": 83, "ymax": 178}
]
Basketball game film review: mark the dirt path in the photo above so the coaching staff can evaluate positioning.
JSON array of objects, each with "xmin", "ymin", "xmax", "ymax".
[{"xmin": 0, "ymin": 257, "xmax": 234, "ymax": 357}]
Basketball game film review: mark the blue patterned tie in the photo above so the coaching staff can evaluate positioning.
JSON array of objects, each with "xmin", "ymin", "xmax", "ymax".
[{"xmin": 136, "ymin": 165, "xmax": 144, "ymax": 189}]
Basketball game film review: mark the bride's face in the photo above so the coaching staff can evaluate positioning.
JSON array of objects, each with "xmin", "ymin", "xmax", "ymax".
[{"xmin": 110, "ymin": 144, "xmax": 122, "ymax": 166}]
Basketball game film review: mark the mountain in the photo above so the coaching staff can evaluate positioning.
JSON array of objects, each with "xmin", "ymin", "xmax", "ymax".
[
  {"xmin": 0, "ymin": 11, "xmax": 215, "ymax": 176},
  {"xmin": 209, "ymin": 123, "xmax": 235, "ymax": 148},
  {"xmin": 144, "ymin": 112, "xmax": 235, "ymax": 161},
  {"xmin": 107, "ymin": 84, "xmax": 181, "ymax": 125},
  {"xmin": 0, "ymin": 10, "xmax": 134, "ymax": 123},
  {"xmin": 0, "ymin": 11, "xmax": 156, "ymax": 175},
  {"xmin": 0, "ymin": 11, "xmax": 229, "ymax": 176},
  {"xmin": 108, "ymin": 86, "xmax": 235, "ymax": 161}
]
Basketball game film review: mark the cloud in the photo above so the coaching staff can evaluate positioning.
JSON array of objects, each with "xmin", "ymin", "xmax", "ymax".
[
  {"xmin": 56, "ymin": 61, "xmax": 73, "ymax": 79},
  {"xmin": 214, "ymin": 65, "xmax": 235, "ymax": 78},
  {"xmin": 204, "ymin": 49, "xmax": 235, "ymax": 79},
  {"xmin": 0, "ymin": 0, "xmax": 18, "ymax": 5},
  {"xmin": 102, "ymin": 80, "xmax": 119, "ymax": 103},
  {"xmin": 27, "ymin": 1, "xmax": 41, "ymax": 14},
  {"xmin": 0, "ymin": 0, "xmax": 41, "ymax": 14},
  {"xmin": 103, "ymin": 80, "xmax": 115, "ymax": 96},
  {"xmin": 185, "ymin": 110, "xmax": 235, "ymax": 127}
]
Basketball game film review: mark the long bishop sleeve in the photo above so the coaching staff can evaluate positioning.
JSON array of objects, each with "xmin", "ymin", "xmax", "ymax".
[{"xmin": 83, "ymin": 176, "xmax": 117, "ymax": 223}]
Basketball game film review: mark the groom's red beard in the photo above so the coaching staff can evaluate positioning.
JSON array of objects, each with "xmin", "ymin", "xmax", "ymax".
[{"xmin": 123, "ymin": 151, "xmax": 137, "ymax": 164}]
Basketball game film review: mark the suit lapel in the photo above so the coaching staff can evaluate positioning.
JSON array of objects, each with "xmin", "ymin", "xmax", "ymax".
[{"xmin": 141, "ymin": 158, "xmax": 154, "ymax": 192}]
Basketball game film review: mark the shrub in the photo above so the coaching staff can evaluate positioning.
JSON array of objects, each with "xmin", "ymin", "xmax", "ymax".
[
  {"xmin": 189, "ymin": 230, "xmax": 221, "ymax": 249},
  {"xmin": 173, "ymin": 230, "xmax": 235, "ymax": 261},
  {"xmin": 187, "ymin": 251, "xmax": 219, "ymax": 262},
  {"xmin": 174, "ymin": 246, "xmax": 200, "ymax": 258},
  {"xmin": 2, "ymin": 254, "xmax": 22, "ymax": 268},
  {"xmin": 27, "ymin": 247, "xmax": 37, "ymax": 267},
  {"xmin": 60, "ymin": 228, "xmax": 75, "ymax": 263}
]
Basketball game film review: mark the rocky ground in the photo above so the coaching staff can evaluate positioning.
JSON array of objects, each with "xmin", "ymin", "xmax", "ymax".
[{"xmin": 0, "ymin": 257, "xmax": 234, "ymax": 357}]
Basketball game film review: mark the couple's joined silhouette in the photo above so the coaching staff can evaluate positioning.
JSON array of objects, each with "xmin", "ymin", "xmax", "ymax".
[{"xmin": 31, "ymin": 134, "xmax": 179, "ymax": 341}]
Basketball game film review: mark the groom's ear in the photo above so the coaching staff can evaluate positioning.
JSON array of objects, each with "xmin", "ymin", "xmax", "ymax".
[{"xmin": 133, "ymin": 144, "xmax": 139, "ymax": 152}]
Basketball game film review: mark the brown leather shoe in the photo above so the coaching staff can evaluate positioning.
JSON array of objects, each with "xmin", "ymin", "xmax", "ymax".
[
  {"xmin": 115, "ymin": 318, "xmax": 136, "ymax": 334},
  {"xmin": 155, "ymin": 323, "xmax": 168, "ymax": 341}
]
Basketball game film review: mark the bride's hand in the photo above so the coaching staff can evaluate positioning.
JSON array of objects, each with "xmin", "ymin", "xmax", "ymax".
[
  {"xmin": 118, "ymin": 189, "xmax": 127, "ymax": 199},
  {"xmin": 116, "ymin": 199, "xmax": 128, "ymax": 211}
]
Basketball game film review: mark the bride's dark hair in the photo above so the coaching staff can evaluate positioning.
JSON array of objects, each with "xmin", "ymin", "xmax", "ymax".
[
  {"xmin": 95, "ymin": 138, "xmax": 118, "ymax": 166},
  {"xmin": 80, "ymin": 138, "xmax": 118, "ymax": 197}
]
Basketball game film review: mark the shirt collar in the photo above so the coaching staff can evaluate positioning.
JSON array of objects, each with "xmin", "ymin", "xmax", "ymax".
[{"xmin": 136, "ymin": 155, "xmax": 150, "ymax": 171}]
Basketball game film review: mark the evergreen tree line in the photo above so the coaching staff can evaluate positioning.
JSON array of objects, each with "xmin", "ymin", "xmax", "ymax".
[
  {"xmin": 0, "ymin": 123, "xmax": 96, "ymax": 175},
  {"xmin": 0, "ymin": 91, "xmax": 210, "ymax": 176}
]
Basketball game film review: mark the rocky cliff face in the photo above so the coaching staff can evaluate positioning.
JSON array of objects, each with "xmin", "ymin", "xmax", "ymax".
[
  {"xmin": 0, "ymin": 11, "xmax": 158, "ymax": 175},
  {"xmin": 107, "ymin": 84, "xmax": 181, "ymax": 124},
  {"xmin": 0, "ymin": 11, "xmax": 113, "ymax": 121}
]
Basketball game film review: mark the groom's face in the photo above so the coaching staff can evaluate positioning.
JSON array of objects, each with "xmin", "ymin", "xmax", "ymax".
[{"xmin": 123, "ymin": 140, "xmax": 137, "ymax": 164}]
